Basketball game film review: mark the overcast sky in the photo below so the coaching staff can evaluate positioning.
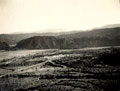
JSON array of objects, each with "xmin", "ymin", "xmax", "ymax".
[{"xmin": 0, "ymin": 0, "xmax": 120, "ymax": 34}]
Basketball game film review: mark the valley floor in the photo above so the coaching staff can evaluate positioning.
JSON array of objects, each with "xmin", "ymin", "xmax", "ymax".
[{"xmin": 0, "ymin": 47, "xmax": 120, "ymax": 91}]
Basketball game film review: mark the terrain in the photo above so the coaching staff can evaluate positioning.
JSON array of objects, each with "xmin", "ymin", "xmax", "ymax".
[
  {"xmin": 15, "ymin": 27, "xmax": 120, "ymax": 49},
  {"xmin": 0, "ymin": 26, "xmax": 120, "ymax": 49},
  {"xmin": 15, "ymin": 36, "xmax": 64, "ymax": 49},
  {"xmin": 0, "ymin": 31, "xmax": 75, "ymax": 46},
  {"xmin": 0, "ymin": 42, "xmax": 10, "ymax": 50},
  {"xmin": 0, "ymin": 47, "xmax": 120, "ymax": 91}
]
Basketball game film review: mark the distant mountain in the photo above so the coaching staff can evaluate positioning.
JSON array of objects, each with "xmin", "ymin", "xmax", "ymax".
[
  {"xmin": 16, "ymin": 27, "xmax": 120, "ymax": 49},
  {"xmin": 0, "ymin": 31, "xmax": 77, "ymax": 46},
  {"xmin": 58, "ymin": 27, "xmax": 120, "ymax": 48},
  {"xmin": 0, "ymin": 33, "xmax": 58, "ymax": 46},
  {"xmin": 101, "ymin": 24, "xmax": 120, "ymax": 29},
  {"xmin": 59, "ymin": 27, "xmax": 120, "ymax": 39},
  {"xmin": 1, "ymin": 25, "xmax": 120, "ymax": 50}
]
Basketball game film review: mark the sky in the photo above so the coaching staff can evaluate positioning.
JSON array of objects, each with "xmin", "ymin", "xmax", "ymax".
[{"xmin": 0, "ymin": 0, "xmax": 120, "ymax": 34}]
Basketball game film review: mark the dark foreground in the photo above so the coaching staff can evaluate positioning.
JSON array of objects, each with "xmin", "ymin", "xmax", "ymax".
[{"xmin": 0, "ymin": 47, "xmax": 120, "ymax": 91}]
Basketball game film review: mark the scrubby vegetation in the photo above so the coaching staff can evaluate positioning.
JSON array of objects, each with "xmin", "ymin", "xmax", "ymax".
[
  {"xmin": 98, "ymin": 47, "xmax": 120, "ymax": 66},
  {"xmin": 0, "ymin": 47, "xmax": 120, "ymax": 91},
  {"xmin": 0, "ymin": 42, "xmax": 10, "ymax": 50}
]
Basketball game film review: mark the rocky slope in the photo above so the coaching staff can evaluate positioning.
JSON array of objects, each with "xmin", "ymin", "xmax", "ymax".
[{"xmin": 15, "ymin": 36, "xmax": 65, "ymax": 49}]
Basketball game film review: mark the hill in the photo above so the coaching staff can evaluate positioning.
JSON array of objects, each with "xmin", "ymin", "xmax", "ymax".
[
  {"xmin": 16, "ymin": 27, "xmax": 120, "ymax": 49},
  {"xmin": 0, "ymin": 33, "xmax": 58, "ymax": 46},
  {"xmin": 58, "ymin": 27, "xmax": 120, "ymax": 48},
  {"xmin": 1, "ymin": 26, "xmax": 120, "ymax": 49},
  {"xmin": 15, "ymin": 36, "xmax": 65, "ymax": 49},
  {"xmin": 0, "ymin": 31, "xmax": 77, "ymax": 46},
  {"xmin": 59, "ymin": 27, "xmax": 120, "ymax": 39}
]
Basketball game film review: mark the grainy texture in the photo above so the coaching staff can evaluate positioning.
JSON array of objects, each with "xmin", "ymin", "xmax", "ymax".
[{"xmin": 0, "ymin": 47, "xmax": 120, "ymax": 91}]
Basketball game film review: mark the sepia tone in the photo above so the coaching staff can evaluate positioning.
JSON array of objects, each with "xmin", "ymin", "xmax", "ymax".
[{"xmin": 0, "ymin": 0, "xmax": 120, "ymax": 91}]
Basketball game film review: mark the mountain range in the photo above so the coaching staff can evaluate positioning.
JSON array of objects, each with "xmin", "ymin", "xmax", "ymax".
[{"xmin": 0, "ymin": 24, "xmax": 120, "ymax": 50}]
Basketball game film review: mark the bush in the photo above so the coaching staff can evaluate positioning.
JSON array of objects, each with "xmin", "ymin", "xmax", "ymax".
[{"xmin": 98, "ymin": 48, "xmax": 120, "ymax": 66}]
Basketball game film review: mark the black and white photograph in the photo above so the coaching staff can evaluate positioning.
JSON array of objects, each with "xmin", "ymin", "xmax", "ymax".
[{"xmin": 0, "ymin": 0, "xmax": 120, "ymax": 91}]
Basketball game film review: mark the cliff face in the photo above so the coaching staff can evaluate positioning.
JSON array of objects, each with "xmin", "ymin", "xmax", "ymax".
[{"xmin": 0, "ymin": 42, "xmax": 10, "ymax": 50}]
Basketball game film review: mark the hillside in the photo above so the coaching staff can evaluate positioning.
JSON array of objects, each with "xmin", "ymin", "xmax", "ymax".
[
  {"xmin": 59, "ymin": 27, "xmax": 120, "ymax": 48},
  {"xmin": 15, "ymin": 27, "xmax": 120, "ymax": 49},
  {"xmin": 16, "ymin": 36, "xmax": 65, "ymax": 49},
  {"xmin": 0, "ymin": 33, "xmax": 57, "ymax": 46},
  {"xmin": 0, "ymin": 26, "xmax": 120, "ymax": 49},
  {"xmin": 59, "ymin": 27, "xmax": 120, "ymax": 39},
  {"xmin": 0, "ymin": 31, "xmax": 76, "ymax": 46}
]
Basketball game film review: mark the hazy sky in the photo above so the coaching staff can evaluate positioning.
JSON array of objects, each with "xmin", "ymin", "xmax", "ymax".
[{"xmin": 0, "ymin": 0, "xmax": 120, "ymax": 34}]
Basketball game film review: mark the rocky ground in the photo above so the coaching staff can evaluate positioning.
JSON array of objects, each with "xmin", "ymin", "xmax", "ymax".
[{"xmin": 0, "ymin": 47, "xmax": 120, "ymax": 91}]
